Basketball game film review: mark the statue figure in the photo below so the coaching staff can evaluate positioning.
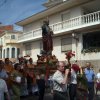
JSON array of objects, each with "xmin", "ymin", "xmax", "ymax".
[{"xmin": 41, "ymin": 20, "xmax": 53, "ymax": 55}]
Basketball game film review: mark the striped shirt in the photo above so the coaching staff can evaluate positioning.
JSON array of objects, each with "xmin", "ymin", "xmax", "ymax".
[{"xmin": 52, "ymin": 70, "xmax": 67, "ymax": 92}]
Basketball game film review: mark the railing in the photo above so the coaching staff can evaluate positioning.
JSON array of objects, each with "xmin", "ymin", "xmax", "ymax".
[
  {"xmin": 33, "ymin": 28, "xmax": 42, "ymax": 37},
  {"xmin": 18, "ymin": 11, "xmax": 100, "ymax": 42}
]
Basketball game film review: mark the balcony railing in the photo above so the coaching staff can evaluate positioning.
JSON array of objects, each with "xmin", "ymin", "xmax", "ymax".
[{"xmin": 18, "ymin": 11, "xmax": 100, "ymax": 42}]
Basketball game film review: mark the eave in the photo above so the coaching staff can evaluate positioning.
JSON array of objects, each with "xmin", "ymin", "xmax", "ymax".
[{"xmin": 16, "ymin": 0, "xmax": 92, "ymax": 26}]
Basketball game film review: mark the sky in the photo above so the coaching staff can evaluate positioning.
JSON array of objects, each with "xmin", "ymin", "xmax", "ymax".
[{"xmin": 0, "ymin": 0, "xmax": 47, "ymax": 30}]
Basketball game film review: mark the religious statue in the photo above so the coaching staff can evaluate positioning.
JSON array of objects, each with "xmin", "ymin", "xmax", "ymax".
[{"xmin": 41, "ymin": 20, "xmax": 53, "ymax": 55}]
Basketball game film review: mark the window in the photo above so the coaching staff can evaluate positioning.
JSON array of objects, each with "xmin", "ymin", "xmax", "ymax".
[
  {"xmin": 12, "ymin": 48, "xmax": 15, "ymax": 58},
  {"xmin": 3, "ymin": 49, "xmax": 5, "ymax": 58},
  {"xmin": 40, "ymin": 42, "xmax": 43, "ymax": 50},
  {"xmin": 40, "ymin": 42, "xmax": 43, "ymax": 53},
  {"xmin": 25, "ymin": 44, "xmax": 31, "ymax": 56},
  {"xmin": 61, "ymin": 37, "xmax": 72, "ymax": 52},
  {"xmin": 7, "ymin": 48, "xmax": 9, "ymax": 58},
  {"xmin": 11, "ymin": 35, "xmax": 15, "ymax": 39},
  {"xmin": 61, "ymin": 11, "xmax": 70, "ymax": 21},
  {"xmin": 83, "ymin": 31, "xmax": 100, "ymax": 49},
  {"xmin": 17, "ymin": 48, "xmax": 20, "ymax": 58},
  {"xmin": 0, "ymin": 49, "xmax": 2, "ymax": 58}
]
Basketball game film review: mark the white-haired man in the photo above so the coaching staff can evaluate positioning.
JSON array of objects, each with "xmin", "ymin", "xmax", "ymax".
[{"xmin": 52, "ymin": 61, "xmax": 69, "ymax": 100}]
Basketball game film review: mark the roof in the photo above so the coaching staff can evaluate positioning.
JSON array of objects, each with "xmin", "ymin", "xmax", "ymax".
[
  {"xmin": 0, "ymin": 25, "xmax": 22, "ymax": 36},
  {"xmin": 0, "ymin": 25, "xmax": 13, "ymax": 31},
  {"xmin": 15, "ymin": 0, "xmax": 78, "ymax": 26},
  {"xmin": 16, "ymin": 0, "xmax": 92, "ymax": 26},
  {"xmin": 0, "ymin": 30, "xmax": 4, "ymax": 33}
]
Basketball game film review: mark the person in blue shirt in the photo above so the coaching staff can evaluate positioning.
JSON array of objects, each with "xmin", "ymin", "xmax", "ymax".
[{"xmin": 84, "ymin": 62, "xmax": 95, "ymax": 100}]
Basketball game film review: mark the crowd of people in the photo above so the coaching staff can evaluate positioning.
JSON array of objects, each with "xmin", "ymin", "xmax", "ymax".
[
  {"xmin": 0, "ymin": 55, "xmax": 58, "ymax": 100},
  {"xmin": 52, "ymin": 61, "xmax": 100, "ymax": 100},
  {"xmin": 0, "ymin": 56, "xmax": 100, "ymax": 100},
  {"xmin": 0, "ymin": 57, "xmax": 44, "ymax": 100}
]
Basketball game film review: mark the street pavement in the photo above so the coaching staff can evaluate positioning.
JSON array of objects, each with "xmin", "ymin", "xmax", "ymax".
[{"xmin": 21, "ymin": 92, "xmax": 100, "ymax": 100}]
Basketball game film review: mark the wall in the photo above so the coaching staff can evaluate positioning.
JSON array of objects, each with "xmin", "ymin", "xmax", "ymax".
[
  {"xmin": 49, "ymin": 12, "xmax": 61, "ymax": 25},
  {"xmin": 23, "ymin": 40, "xmax": 41, "ymax": 62},
  {"xmin": 23, "ymin": 21, "xmax": 42, "ymax": 33},
  {"xmin": 23, "ymin": 34, "xmax": 73, "ymax": 62},
  {"xmin": 0, "ymin": 32, "xmax": 22, "ymax": 59},
  {"xmin": 52, "ymin": 36, "xmax": 65, "ymax": 61},
  {"xmin": 20, "ymin": 1, "xmax": 100, "ymax": 73},
  {"xmin": 22, "ymin": 5, "xmax": 84, "ymax": 61},
  {"xmin": 23, "ymin": 6, "xmax": 83, "ymax": 33},
  {"xmin": 70, "ymin": 6, "xmax": 83, "ymax": 18}
]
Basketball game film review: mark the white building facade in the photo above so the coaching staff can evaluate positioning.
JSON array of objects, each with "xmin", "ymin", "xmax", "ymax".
[
  {"xmin": 16, "ymin": 0, "xmax": 100, "ymax": 71},
  {"xmin": 0, "ymin": 30, "xmax": 22, "ymax": 61}
]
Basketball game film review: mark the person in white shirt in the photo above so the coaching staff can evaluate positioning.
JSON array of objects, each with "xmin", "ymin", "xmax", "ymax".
[
  {"xmin": 52, "ymin": 61, "xmax": 69, "ymax": 100},
  {"xmin": 69, "ymin": 63, "xmax": 80, "ymax": 100},
  {"xmin": 96, "ymin": 69, "xmax": 100, "ymax": 95},
  {"xmin": 0, "ymin": 78, "xmax": 10, "ymax": 100}
]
